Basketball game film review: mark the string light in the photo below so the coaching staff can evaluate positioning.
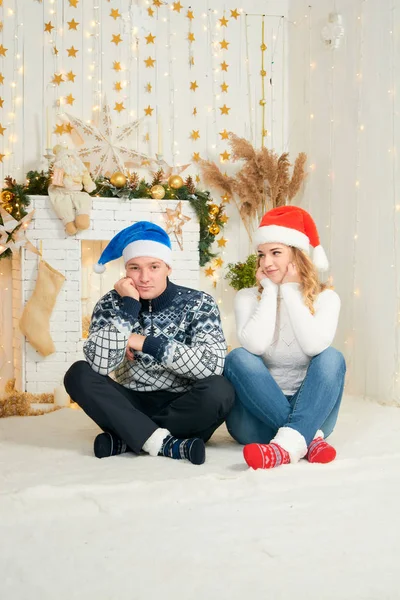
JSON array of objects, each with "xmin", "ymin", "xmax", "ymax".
[
  {"xmin": 349, "ymin": 2, "xmax": 366, "ymax": 394},
  {"xmin": 389, "ymin": 0, "xmax": 399, "ymax": 399}
]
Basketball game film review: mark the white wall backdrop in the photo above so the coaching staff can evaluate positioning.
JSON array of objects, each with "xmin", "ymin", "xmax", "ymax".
[
  {"xmin": 288, "ymin": 0, "xmax": 400, "ymax": 404},
  {"xmin": 3, "ymin": 0, "xmax": 399, "ymax": 406},
  {"xmin": 0, "ymin": 0, "xmax": 288, "ymax": 393}
]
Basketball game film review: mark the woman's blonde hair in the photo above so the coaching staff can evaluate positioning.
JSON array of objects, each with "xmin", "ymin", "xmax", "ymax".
[{"xmin": 257, "ymin": 247, "xmax": 331, "ymax": 314}]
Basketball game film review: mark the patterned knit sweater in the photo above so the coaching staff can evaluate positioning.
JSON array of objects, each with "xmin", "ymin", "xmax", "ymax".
[{"xmin": 83, "ymin": 280, "xmax": 227, "ymax": 392}]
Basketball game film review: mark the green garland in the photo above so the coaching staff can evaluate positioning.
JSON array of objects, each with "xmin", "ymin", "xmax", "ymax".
[
  {"xmin": 0, "ymin": 171, "xmax": 226, "ymax": 266},
  {"xmin": 0, "ymin": 177, "xmax": 31, "ymax": 261}
]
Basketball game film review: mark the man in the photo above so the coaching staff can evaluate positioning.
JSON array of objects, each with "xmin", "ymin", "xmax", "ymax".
[{"xmin": 64, "ymin": 221, "xmax": 234, "ymax": 464}]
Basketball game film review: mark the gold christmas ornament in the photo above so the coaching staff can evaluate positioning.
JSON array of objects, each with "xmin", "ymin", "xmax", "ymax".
[
  {"xmin": 150, "ymin": 184, "xmax": 166, "ymax": 199},
  {"xmin": 168, "ymin": 174, "xmax": 184, "ymax": 189},
  {"xmin": 0, "ymin": 190, "xmax": 13, "ymax": 203},
  {"xmin": 259, "ymin": 99, "xmax": 266, "ymax": 106},
  {"xmin": 208, "ymin": 222, "xmax": 220, "ymax": 236},
  {"xmin": 0, "ymin": 190, "xmax": 14, "ymax": 213},
  {"xmin": 110, "ymin": 171, "xmax": 127, "ymax": 188},
  {"xmin": 208, "ymin": 204, "xmax": 220, "ymax": 217}
]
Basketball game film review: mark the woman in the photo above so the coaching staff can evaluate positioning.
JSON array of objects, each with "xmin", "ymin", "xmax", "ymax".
[{"xmin": 224, "ymin": 206, "xmax": 346, "ymax": 470}]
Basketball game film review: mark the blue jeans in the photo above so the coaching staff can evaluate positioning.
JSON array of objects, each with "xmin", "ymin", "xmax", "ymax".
[{"xmin": 224, "ymin": 347, "xmax": 346, "ymax": 447}]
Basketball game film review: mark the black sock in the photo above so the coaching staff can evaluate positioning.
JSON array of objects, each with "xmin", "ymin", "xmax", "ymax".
[
  {"xmin": 158, "ymin": 434, "xmax": 206, "ymax": 465},
  {"xmin": 94, "ymin": 432, "xmax": 128, "ymax": 459}
]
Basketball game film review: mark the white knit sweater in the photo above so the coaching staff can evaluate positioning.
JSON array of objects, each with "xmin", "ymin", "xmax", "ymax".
[{"xmin": 234, "ymin": 279, "xmax": 341, "ymax": 395}]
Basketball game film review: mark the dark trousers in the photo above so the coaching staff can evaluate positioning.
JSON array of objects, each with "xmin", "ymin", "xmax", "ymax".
[{"xmin": 64, "ymin": 361, "xmax": 235, "ymax": 454}]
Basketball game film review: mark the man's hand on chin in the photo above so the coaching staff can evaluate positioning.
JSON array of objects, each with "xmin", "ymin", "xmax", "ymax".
[{"xmin": 114, "ymin": 277, "xmax": 140, "ymax": 301}]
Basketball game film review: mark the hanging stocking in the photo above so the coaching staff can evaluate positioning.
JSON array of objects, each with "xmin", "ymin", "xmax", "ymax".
[{"xmin": 19, "ymin": 260, "xmax": 66, "ymax": 357}]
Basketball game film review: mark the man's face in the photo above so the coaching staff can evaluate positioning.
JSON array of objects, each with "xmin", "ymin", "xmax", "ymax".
[{"xmin": 125, "ymin": 256, "xmax": 171, "ymax": 299}]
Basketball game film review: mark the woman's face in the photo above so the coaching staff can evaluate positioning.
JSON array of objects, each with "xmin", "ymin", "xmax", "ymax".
[{"xmin": 257, "ymin": 243, "xmax": 293, "ymax": 284}]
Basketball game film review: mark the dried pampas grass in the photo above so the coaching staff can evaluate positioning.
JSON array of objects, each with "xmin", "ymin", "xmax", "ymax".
[{"xmin": 199, "ymin": 133, "xmax": 307, "ymax": 240}]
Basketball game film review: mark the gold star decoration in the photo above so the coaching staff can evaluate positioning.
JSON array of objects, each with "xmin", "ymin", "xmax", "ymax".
[
  {"xmin": 188, "ymin": 32, "xmax": 195, "ymax": 42},
  {"xmin": 195, "ymin": 175, "xmax": 200, "ymax": 183},
  {"xmin": 64, "ymin": 123, "xmax": 74, "ymax": 134},
  {"xmin": 190, "ymin": 130, "xmax": 200, "ymax": 141},
  {"xmin": 221, "ymin": 193, "xmax": 230, "ymax": 203},
  {"xmin": 0, "ymin": 207, "xmax": 40, "ymax": 258},
  {"xmin": 114, "ymin": 81, "xmax": 122, "ymax": 92},
  {"xmin": 220, "ymin": 150, "xmax": 230, "ymax": 162},
  {"xmin": 192, "ymin": 107, "xmax": 197, "ymax": 116},
  {"xmin": 0, "ymin": 98, "xmax": 3, "ymax": 108},
  {"xmin": 205, "ymin": 266, "xmax": 215, "ymax": 277},
  {"xmin": 231, "ymin": 9, "xmax": 240, "ymax": 19},
  {"xmin": 44, "ymin": 21, "xmax": 54, "ymax": 33},
  {"xmin": 67, "ymin": 46, "xmax": 78, "ymax": 57},
  {"xmin": 0, "ymin": 123, "xmax": 6, "ymax": 136},
  {"xmin": 0, "ymin": 45, "xmax": 8, "ymax": 57},
  {"xmin": 65, "ymin": 93, "xmax": 75, "ymax": 105},
  {"xmin": 220, "ymin": 214, "xmax": 229, "ymax": 224},
  {"xmin": 189, "ymin": 56, "xmax": 195, "ymax": 66},
  {"xmin": 69, "ymin": 0, "xmax": 79, "ymax": 7},
  {"xmin": 67, "ymin": 19, "xmax": 79, "ymax": 30},
  {"xmin": 0, "ymin": 73, "xmax": 4, "ymax": 84},
  {"xmin": 112, "ymin": 34, "xmax": 122, "ymax": 45},
  {"xmin": 54, "ymin": 123, "xmax": 66, "ymax": 135},
  {"xmin": 214, "ymin": 257, "xmax": 224, "ymax": 268},
  {"xmin": 163, "ymin": 202, "xmax": 191, "ymax": 251},
  {"xmin": 52, "ymin": 73, "xmax": 64, "ymax": 86},
  {"xmin": 220, "ymin": 39, "xmax": 229, "ymax": 50},
  {"xmin": 221, "ymin": 61, "xmax": 229, "ymax": 72},
  {"xmin": 219, "ymin": 104, "xmax": 230, "ymax": 115},
  {"xmin": 187, "ymin": 9, "xmax": 194, "ymax": 20},
  {"xmin": 66, "ymin": 70, "xmax": 76, "ymax": 82},
  {"xmin": 148, "ymin": 7, "xmax": 154, "ymax": 17},
  {"xmin": 113, "ymin": 61, "xmax": 122, "ymax": 72},
  {"xmin": 219, "ymin": 16, "xmax": 229, "ymax": 27},
  {"xmin": 114, "ymin": 102, "xmax": 125, "ymax": 113},
  {"xmin": 145, "ymin": 82, "xmax": 152, "ymax": 93},
  {"xmin": 144, "ymin": 105, "xmax": 154, "ymax": 116},
  {"xmin": 220, "ymin": 129, "xmax": 229, "ymax": 140},
  {"xmin": 144, "ymin": 56, "xmax": 156, "ymax": 68},
  {"xmin": 190, "ymin": 80, "xmax": 198, "ymax": 91},
  {"xmin": 110, "ymin": 8, "xmax": 121, "ymax": 20},
  {"xmin": 53, "ymin": 46, "xmax": 59, "ymax": 56},
  {"xmin": 173, "ymin": 2, "xmax": 183, "ymax": 12},
  {"xmin": 220, "ymin": 82, "xmax": 229, "ymax": 93},
  {"xmin": 217, "ymin": 237, "xmax": 227, "ymax": 247},
  {"xmin": 153, "ymin": 0, "xmax": 163, "ymax": 6},
  {"xmin": 192, "ymin": 152, "xmax": 200, "ymax": 162},
  {"xmin": 143, "ymin": 132, "xmax": 150, "ymax": 142},
  {"xmin": 145, "ymin": 33, "xmax": 156, "ymax": 44}
]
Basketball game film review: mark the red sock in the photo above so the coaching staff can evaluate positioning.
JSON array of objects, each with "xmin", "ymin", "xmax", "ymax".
[
  {"xmin": 243, "ymin": 443, "xmax": 290, "ymax": 470},
  {"xmin": 306, "ymin": 437, "xmax": 336, "ymax": 464}
]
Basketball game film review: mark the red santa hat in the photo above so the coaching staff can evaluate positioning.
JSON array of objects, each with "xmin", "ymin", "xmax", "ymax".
[{"xmin": 254, "ymin": 206, "xmax": 329, "ymax": 271}]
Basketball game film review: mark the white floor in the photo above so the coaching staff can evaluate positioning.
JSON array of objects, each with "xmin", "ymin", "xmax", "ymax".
[{"xmin": 1, "ymin": 395, "xmax": 399, "ymax": 600}]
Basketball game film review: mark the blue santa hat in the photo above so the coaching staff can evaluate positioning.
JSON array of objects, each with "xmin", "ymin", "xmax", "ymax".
[{"xmin": 93, "ymin": 221, "xmax": 172, "ymax": 274}]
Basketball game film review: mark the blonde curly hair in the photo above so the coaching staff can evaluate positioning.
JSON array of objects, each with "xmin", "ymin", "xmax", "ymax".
[{"xmin": 257, "ymin": 247, "xmax": 331, "ymax": 314}]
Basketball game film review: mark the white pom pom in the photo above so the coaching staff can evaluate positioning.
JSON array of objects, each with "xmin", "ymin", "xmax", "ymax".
[
  {"xmin": 313, "ymin": 245, "xmax": 329, "ymax": 272},
  {"xmin": 93, "ymin": 263, "xmax": 106, "ymax": 274}
]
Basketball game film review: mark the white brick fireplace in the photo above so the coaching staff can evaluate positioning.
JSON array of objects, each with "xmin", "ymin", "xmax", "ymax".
[{"xmin": 12, "ymin": 196, "xmax": 200, "ymax": 393}]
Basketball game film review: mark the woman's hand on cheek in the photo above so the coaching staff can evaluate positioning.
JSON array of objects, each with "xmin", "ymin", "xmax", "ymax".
[{"xmin": 281, "ymin": 262, "xmax": 301, "ymax": 284}]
